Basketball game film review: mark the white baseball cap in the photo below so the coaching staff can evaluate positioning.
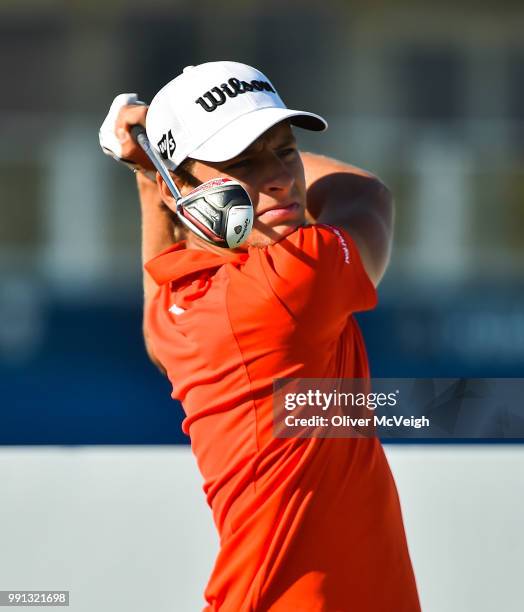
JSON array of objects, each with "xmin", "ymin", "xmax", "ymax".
[{"xmin": 146, "ymin": 61, "xmax": 327, "ymax": 170}]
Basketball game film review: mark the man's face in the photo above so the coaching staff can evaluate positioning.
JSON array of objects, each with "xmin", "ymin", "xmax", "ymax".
[{"xmin": 183, "ymin": 121, "xmax": 307, "ymax": 248}]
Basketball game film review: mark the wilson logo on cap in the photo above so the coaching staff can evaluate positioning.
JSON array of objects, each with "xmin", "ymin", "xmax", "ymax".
[
  {"xmin": 157, "ymin": 129, "xmax": 176, "ymax": 159},
  {"xmin": 195, "ymin": 77, "xmax": 276, "ymax": 113}
]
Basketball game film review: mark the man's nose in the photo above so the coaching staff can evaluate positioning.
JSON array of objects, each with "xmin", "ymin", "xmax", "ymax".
[{"xmin": 262, "ymin": 157, "xmax": 294, "ymax": 193}]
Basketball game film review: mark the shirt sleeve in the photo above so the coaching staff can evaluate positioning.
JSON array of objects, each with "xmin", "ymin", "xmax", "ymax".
[{"xmin": 253, "ymin": 224, "xmax": 377, "ymax": 336}]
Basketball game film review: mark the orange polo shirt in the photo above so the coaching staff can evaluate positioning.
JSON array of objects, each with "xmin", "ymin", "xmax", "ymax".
[{"xmin": 145, "ymin": 224, "xmax": 421, "ymax": 611}]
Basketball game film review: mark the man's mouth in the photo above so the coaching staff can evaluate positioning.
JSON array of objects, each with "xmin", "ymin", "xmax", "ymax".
[{"xmin": 256, "ymin": 202, "xmax": 300, "ymax": 220}]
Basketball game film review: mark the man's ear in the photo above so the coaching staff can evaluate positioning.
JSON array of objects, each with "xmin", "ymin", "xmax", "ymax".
[{"xmin": 156, "ymin": 171, "xmax": 186, "ymax": 212}]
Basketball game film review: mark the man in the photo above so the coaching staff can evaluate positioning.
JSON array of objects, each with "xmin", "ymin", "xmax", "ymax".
[{"xmin": 99, "ymin": 61, "xmax": 421, "ymax": 611}]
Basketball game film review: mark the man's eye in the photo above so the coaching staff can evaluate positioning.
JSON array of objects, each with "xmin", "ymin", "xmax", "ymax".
[
  {"xmin": 279, "ymin": 148, "xmax": 297, "ymax": 158},
  {"xmin": 225, "ymin": 158, "xmax": 251, "ymax": 171}
]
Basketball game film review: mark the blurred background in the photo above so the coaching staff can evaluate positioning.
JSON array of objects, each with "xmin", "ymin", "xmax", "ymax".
[
  {"xmin": 2, "ymin": 0, "xmax": 523, "ymax": 444},
  {"xmin": 1, "ymin": 3, "xmax": 523, "ymax": 611}
]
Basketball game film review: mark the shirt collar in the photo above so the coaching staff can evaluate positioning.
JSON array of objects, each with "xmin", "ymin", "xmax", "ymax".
[{"xmin": 144, "ymin": 241, "xmax": 248, "ymax": 286}]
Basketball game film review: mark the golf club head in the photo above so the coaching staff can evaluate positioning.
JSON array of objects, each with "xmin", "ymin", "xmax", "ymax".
[{"xmin": 176, "ymin": 178, "xmax": 254, "ymax": 248}]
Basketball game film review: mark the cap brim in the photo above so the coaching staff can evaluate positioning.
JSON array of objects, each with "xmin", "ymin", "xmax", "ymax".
[{"xmin": 188, "ymin": 107, "xmax": 327, "ymax": 163}]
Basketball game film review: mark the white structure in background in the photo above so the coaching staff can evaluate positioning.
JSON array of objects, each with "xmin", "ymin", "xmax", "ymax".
[
  {"xmin": 43, "ymin": 120, "xmax": 110, "ymax": 297},
  {"xmin": 411, "ymin": 139, "xmax": 472, "ymax": 282},
  {"xmin": 0, "ymin": 445, "xmax": 522, "ymax": 612}
]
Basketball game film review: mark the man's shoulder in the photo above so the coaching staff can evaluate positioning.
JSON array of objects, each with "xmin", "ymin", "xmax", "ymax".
[{"xmin": 267, "ymin": 223, "xmax": 353, "ymax": 263}]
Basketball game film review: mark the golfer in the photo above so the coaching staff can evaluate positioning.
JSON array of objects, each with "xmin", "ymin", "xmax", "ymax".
[{"xmin": 99, "ymin": 61, "xmax": 421, "ymax": 611}]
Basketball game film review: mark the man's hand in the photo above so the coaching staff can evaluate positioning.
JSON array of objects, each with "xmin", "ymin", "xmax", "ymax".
[{"xmin": 99, "ymin": 93, "xmax": 155, "ymax": 174}]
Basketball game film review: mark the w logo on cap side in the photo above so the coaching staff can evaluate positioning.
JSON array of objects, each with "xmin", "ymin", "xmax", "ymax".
[{"xmin": 157, "ymin": 129, "xmax": 176, "ymax": 159}]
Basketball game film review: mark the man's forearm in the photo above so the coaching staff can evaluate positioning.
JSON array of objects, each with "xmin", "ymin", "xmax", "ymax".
[
  {"xmin": 301, "ymin": 152, "xmax": 394, "ymax": 287},
  {"xmin": 137, "ymin": 173, "xmax": 175, "ymax": 261},
  {"xmin": 136, "ymin": 172, "xmax": 174, "ymax": 376},
  {"xmin": 136, "ymin": 173, "xmax": 176, "ymax": 302}
]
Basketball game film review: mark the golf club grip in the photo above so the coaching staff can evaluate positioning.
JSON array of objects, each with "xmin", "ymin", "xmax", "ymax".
[{"xmin": 130, "ymin": 124, "xmax": 148, "ymax": 150}]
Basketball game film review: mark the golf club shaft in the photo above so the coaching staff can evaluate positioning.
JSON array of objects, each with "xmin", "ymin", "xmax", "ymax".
[{"xmin": 130, "ymin": 124, "xmax": 182, "ymax": 201}]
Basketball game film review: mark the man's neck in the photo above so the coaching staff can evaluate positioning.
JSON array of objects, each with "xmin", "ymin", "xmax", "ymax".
[{"xmin": 185, "ymin": 232, "xmax": 248, "ymax": 255}]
